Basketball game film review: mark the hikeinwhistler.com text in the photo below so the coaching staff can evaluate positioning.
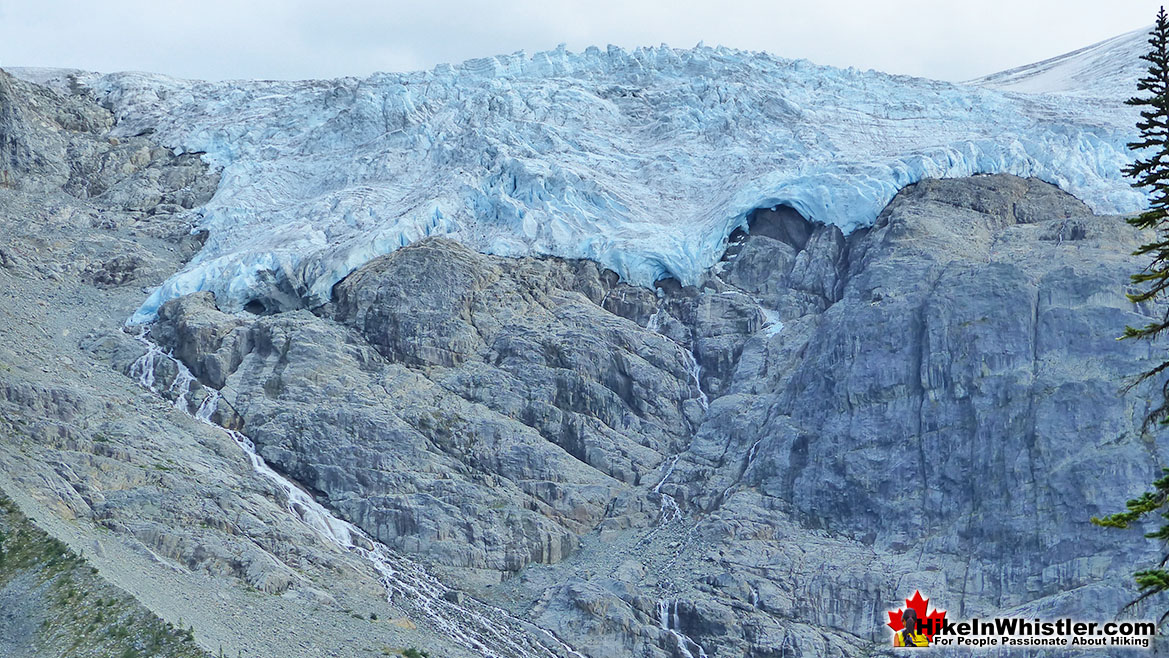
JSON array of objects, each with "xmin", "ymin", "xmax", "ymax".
[{"xmin": 921, "ymin": 617, "xmax": 1156, "ymax": 649}]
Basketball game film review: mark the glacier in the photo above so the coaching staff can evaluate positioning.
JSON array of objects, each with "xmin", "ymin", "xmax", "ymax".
[{"xmin": 16, "ymin": 33, "xmax": 1149, "ymax": 323}]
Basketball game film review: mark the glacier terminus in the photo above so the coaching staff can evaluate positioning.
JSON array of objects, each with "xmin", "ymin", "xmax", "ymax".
[{"xmin": 16, "ymin": 31, "xmax": 1150, "ymax": 323}]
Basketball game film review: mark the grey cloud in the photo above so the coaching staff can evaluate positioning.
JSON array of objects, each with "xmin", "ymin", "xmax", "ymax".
[{"xmin": 0, "ymin": 0, "xmax": 1163, "ymax": 81}]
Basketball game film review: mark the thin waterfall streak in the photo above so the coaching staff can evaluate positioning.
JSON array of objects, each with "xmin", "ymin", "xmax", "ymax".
[{"xmin": 127, "ymin": 329, "xmax": 576, "ymax": 658}]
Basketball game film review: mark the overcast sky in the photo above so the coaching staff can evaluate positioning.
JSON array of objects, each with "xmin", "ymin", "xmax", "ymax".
[{"xmin": 0, "ymin": 1, "xmax": 1163, "ymax": 82}]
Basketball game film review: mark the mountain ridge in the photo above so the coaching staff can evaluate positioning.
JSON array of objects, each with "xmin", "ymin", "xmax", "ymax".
[
  {"xmin": 2, "ymin": 26, "xmax": 1167, "ymax": 657},
  {"xmin": 13, "ymin": 28, "xmax": 1149, "ymax": 323}
]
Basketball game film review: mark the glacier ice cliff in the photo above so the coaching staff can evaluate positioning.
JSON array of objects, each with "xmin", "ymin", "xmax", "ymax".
[
  {"xmin": 4, "ymin": 34, "xmax": 1169, "ymax": 655},
  {"xmin": 21, "ymin": 34, "xmax": 1147, "ymax": 322}
]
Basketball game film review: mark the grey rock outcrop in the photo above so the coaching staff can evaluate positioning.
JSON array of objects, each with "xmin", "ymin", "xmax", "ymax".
[
  {"xmin": 0, "ymin": 68, "xmax": 469, "ymax": 658},
  {"xmin": 149, "ymin": 241, "xmax": 712, "ymax": 575},
  {"xmin": 146, "ymin": 173, "xmax": 1168, "ymax": 656},
  {"xmin": 3, "ymin": 61, "xmax": 1165, "ymax": 658}
]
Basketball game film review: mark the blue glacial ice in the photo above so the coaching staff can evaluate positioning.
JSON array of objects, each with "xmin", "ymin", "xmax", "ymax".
[{"xmin": 47, "ymin": 33, "xmax": 1149, "ymax": 323}]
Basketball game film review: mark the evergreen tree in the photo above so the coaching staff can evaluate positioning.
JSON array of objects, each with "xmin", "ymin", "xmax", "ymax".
[
  {"xmin": 1093, "ymin": 6, "xmax": 1169, "ymax": 619},
  {"xmin": 1123, "ymin": 6, "xmax": 1169, "ymax": 370}
]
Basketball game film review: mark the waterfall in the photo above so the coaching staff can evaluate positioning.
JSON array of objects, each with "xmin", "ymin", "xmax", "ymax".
[
  {"xmin": 130, "ymin": 331, "xmax": 583, "ymax": 658},
  {"xmin": 656, "ymin": 598, "xmax": 709, "ymax": 658},
  {"xmin": 641, "ymin": 305, "xmax": 702, "ymax": 530},
  {"xmin": 169, "ymin": 366, "xmax": 196, "ymax": 411},
  {"xmin": 128, "ymin": 337, "xmax": 162, "ymax": 389},
  {"xmin": 681, "ymin": 349, "xmax": 709, "ymax": 411},
  {"xmin": 653, "ymin": 455, "xmax": 682, "ymax": 524},
  {"xmin": 646, "ymin": 307, "xmax": 664, "ymax": 333},
  {"xmin": 746, "ymin": 439, "xmax": 762, "ymax": 466},
  {"xmin": 642, "ymin": 304, "xmax": 707, "ymax": 411}
]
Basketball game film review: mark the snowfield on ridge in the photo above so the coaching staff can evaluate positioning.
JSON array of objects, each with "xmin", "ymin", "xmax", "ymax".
[{"xmin": 18, "ymin": 31, "xmax": 1149, "ymax": 322}]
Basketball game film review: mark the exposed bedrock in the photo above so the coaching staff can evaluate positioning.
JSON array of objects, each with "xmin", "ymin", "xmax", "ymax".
[
  {"xmin": 0, "ymin": 68, "xmax": 453, "ymax": 658},
  {"xmin": 152, "ymin": 243, "xmax": 716, "ymax": 576},
  {"xmin": 0, "ymin": 63, "xmax": 339, "ymax": 599},
  {"xmin": 0, "ymin": 69, "xmax": 216, "ymax": 220},
  {"xmin": 4, "ymin": 53, "xmax": 1164, "ymax": 658},
  {"xmin": 151, "ymin": 174, "xmax": 1167, "ymax": 656}
]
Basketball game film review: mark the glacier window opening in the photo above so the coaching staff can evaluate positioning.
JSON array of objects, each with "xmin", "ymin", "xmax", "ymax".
[
  {"xmin": 21, "ymin": 37, "xmax": 1142, "ymax": 324},
  {"xmin": 743, "ymin": 205, "xmax": 813, "ymax": 250}
]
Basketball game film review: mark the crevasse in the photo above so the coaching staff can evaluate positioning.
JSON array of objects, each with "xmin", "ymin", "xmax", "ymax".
[{"xmin": 54, "ymin": 34, "xmax": 1147, "ymax": 323}]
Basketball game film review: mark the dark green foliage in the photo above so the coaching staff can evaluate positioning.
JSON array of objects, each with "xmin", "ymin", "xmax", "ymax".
[
  {"xmin": 1094, "ymin": 470, "xmax": 1169, "ymax": 616},
  {"xmin": 1095, "ymin": 6, "xmax": 1169, "ymax": 620},
  {"xmin": 1123, "ymin": 7, "xmax": 1169, "ymax": 422},
  {"xmin": 401, "ymin": 649, "xmax": 431, "ymax": 658}
]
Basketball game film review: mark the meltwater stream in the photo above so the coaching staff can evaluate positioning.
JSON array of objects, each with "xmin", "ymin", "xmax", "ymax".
[
  {"xmin": 644, "ymin": 303, "xmax": 709, "ymax": 412},
  {"xmin": 657, "ymin": 599, "xmax": 709, "ymax": 658},
  {"xmin": 128, "ymin": 332, "xmax": 582, "ymax": 658}
]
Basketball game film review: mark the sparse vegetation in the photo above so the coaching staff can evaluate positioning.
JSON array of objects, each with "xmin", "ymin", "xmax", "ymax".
[
  {"xmin": 0, "ymin": 493, "xmax": 210, "ymax": 657},
  {"xmin": 379, "ymin": 647, "xmax": 431, "ymax": 658}
]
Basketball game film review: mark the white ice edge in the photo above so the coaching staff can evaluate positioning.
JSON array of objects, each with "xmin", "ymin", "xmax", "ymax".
[{"xmin": 27, "ymin": 38, "xmax": 1141, "ymax": 323}]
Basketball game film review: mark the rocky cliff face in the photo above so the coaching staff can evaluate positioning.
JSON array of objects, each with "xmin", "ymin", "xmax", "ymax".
[
  {"xmin": 2, "ymin": 66, "xmax": 1166, "ymax": 658},
  {"xmin": 149, "ymin": 174, "xmax": 1168, "ymax": 655},
  {"xmin": 0, "ymin": 68, "xmax": 480, "ymax": 658}
]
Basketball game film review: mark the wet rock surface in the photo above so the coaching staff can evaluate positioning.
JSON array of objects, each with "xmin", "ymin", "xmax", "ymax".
[
  {"xmin": 3, "ymin": 63, "xmax": 1167, "ymax": 657},
  {"xmin": 0, "ymin": 68, "xmax": 474, "ymax": 658},
  {"xmin": 150, "ymin": 174, "xmax": 1169, "ymax": 655}
]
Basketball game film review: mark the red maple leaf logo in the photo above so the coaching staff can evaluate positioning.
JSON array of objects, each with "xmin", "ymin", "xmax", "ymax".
[{"xmin": 887, "ymin": 591, "xmax": 947, "ymax": 641}]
